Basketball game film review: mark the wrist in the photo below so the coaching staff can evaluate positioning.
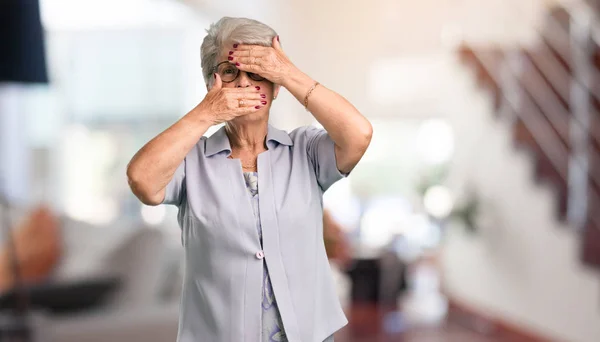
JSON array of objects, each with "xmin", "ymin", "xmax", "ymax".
[
  {"xmin": 281, "ymin": 68, "xmax": 320, "ymax": 108},
  {"xmin": 281, "ymin": 66, "xmax": 312, "ymax": 90},
  {"xmin": 185, "ymin": 107, "xmax": 215, "ymax": 129}
]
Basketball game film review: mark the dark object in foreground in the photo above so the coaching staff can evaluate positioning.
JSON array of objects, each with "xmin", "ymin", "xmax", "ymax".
[{"xmin": 0, "ymin": 276, "xmax": 120, "ymax": 315}]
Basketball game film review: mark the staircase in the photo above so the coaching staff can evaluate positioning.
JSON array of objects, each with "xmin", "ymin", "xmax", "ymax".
[{"xmin": 457, "ymin": 1, "xmax": 600, "ymax": 269}]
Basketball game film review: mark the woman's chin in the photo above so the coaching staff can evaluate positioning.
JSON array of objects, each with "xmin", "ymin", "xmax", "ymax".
[{"xmin": 234, "ymin": 110, "xmax": 269, "ymax": 123}]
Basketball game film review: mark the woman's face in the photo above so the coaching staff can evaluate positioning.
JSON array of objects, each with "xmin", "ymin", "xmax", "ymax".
[{"xmin": 211, "ymin": 46, "xmax": 280, "ymax": 123}]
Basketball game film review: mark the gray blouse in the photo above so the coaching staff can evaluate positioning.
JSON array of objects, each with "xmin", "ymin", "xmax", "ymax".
[
  {"xmin": 163, "ymin": 125, "xmax": 347, "ymax": 342},
  {"xmin": 243, "ymin": 171, "xmax": 334, "ymax": 342}
]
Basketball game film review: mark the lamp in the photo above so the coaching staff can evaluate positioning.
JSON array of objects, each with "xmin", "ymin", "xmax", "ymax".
[{"xmin": 0, "ymin": 0, "xmax": 48, "ymax": 84}]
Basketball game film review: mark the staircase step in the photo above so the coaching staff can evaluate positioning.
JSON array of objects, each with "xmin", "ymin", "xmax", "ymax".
[{"xmin": 581, "ymin": 221, "xmax": 600, "ymax": 269}]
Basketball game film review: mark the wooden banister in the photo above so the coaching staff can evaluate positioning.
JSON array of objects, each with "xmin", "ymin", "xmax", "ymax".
[
  {"xmin": 525, "ymin": 45, "xmax": 571, "ymax": 107},
  {"xmin": 473, "ymin": 50, "xmax": 571, "ymax": 181},
  {"xmin": 544, "ymin": 8, "xmax": 600, "ymax": 102},
  {"xmin": 458, "ymin": 3, "xmax": 600, "ymax": 269},
  {"xmin": 519, "ymin": 55, "xmax": 571, "ymax": 146}
]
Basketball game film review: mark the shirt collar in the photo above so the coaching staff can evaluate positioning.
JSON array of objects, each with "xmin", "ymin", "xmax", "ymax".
[{"xmin": 205, "ymin": 124, "xmax": 293, "ymax": 157}]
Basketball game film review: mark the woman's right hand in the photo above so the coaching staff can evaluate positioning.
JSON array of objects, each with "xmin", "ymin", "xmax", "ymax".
[{"xmin": 195, "ymin": 73, "xmax": 266, "ymax": 125}]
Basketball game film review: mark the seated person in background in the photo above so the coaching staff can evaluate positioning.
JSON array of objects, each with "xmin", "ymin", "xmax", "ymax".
[
  {"xmin": 0, "ymin": 206, "xmax": 61, "ymax": 292},
  {"xmin": 323, "ymin": 209, "xmax": 351, "ymax": 269}
]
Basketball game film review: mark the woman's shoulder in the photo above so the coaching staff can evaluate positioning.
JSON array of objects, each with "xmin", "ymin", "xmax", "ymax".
[
  {"xmin": 183, "ymin": 136, "xmax": 209, "ymax": 160},
  {"xmin": 287, "ymin": 125, "xmax": 327, "ymax": 144}
]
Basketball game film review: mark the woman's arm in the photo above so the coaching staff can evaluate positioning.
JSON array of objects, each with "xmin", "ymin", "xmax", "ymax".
[
  {"xmin": 127, "ymin": 74, "xmax": 264, "ymax": 205},
  {"xmin": 282, "ymin": 70, "xmax": 372, "ymax": 174},
  {"xmin": 231, "ymin": 37, "xmax": 372, "ymax": 174},
  {"xmin": 127, "ymin": 112, "xmax": 211, "ymax": 206}
]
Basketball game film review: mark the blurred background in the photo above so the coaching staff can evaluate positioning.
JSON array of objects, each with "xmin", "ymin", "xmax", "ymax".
[{"xmin": 0, "ymin": 0, "xmax": 599, "ymax": 341}]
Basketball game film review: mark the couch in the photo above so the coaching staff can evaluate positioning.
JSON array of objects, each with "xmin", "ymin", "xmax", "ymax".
[{"xmin": 1, "ymin": 206, "xmax": 183, "ymax": 342}]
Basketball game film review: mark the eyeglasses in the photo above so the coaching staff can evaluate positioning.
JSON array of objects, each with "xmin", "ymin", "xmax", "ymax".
[{"xmin": 214, "ymin": 61, "xmax": 265, "ymax": 83}]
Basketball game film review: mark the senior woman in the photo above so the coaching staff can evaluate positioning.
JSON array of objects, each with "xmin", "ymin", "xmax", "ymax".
[{"xmin": 127, "ymin": 17, "xmax": 371, "ymax": 342}]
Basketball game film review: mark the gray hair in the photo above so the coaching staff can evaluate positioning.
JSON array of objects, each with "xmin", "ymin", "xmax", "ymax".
[{"xmin": 201, "ymin": 17, "xmax": 277, "ymax": 87}]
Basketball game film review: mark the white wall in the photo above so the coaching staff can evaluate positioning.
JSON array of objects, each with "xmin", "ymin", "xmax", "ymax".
[{"xmin": 441, "ymin": 60, "xmax": 600, "ymax": 342}]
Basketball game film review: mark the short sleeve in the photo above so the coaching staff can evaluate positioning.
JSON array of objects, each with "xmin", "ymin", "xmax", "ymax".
[
  {"xmin": 162, "ymin": 159, "xmax": 186, "ymax": 206},
  {"xmin": 305, "ymin": 126, "xmax": 348, "ymax": 192}
]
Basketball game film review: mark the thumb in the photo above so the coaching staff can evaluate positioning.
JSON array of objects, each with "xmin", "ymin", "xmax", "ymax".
[
  {"xmin": 272, "ymin": 35, "xmax": 283, "ymax": 53},
  {"xmin": 210, "ymin": 73, "xmax": 222, "ymax": 91}
]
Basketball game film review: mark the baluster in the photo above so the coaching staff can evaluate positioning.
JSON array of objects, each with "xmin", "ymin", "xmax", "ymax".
[{"xmin": 567, "ymin": 8, "xmax": 593, "ymax": 230}]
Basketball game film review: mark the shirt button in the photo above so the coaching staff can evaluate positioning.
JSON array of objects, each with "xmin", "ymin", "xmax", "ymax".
[{"xmin": 255, "ymin": 251, "xmax": 265, "ymax": 260}]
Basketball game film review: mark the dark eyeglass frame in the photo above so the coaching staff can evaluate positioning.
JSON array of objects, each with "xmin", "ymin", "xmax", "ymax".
[{"xmin": 213, "ymin": 61, "xmax": 265, "ymax": 83}]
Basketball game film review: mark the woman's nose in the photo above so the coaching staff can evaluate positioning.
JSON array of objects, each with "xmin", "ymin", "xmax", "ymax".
[{"xmin": 236, "ymin": 71, "xmax": 253, "ymax": 88}]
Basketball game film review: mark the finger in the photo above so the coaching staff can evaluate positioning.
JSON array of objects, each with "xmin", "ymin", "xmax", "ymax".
[
  {"xmin": 222, "ymin": 86, "xmax": 264, "ymax": 94},
  {"xmin": 210, "ymin": 73, "xmax": 222, "ymax": 91},
  {"xmin": 234, "ymin": 99, "xmax": 267, "ymax": 108},
  {"xmin": 235, "ymin": 62, "xmax": 261, "ymax": 74},
  {"xmin": 272, "ymin": 35, "xmax": 283, "ymax": 52},
  {"xmin": 233, "ymin": 44, "xmax": 269, "ymax": 52},
  {"xmin": 230, "ymin": 49, "xmax": 269, "ymax": 58},
  {"xmin": 234, "ymin": 56, "xmax": 263, "ymax": 66},
  {"xmin": 225, "ymin": 92, "xmax": 266, "ymax": 103},
  {"xmin": 236, "ymin": 92, "xmax": 268, "ymax": 101},
  {"xmin": 234, "ymin": 105, "xmax": 263, "ymax": 116}
]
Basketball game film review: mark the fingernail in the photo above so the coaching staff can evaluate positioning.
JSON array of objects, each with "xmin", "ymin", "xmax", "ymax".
[
  {"xmin": 229, "ymin": 51, "xmax": 233, "ymax": 55},
  {"xmin": 261, "ymin": 101, "xmax": 267, "ymax": 105},
  {"xmin": 233, "ymin": 44, "xmax": 238, "ymax": 48},
  {"xmin": 214, "ymin": 73, "xmax": 216, "ymax": 79},
  {"xmin": 260, "ymin": 94, "xmax": 266, "ymax": 98},
  {"xmin": 255, "ymin": 106, "xmax": 261, "ymax": 109},
  {"xmin": 255, "ymin": 86, "xmax": 261, "ymax": 90},
  {"xmin": 228, "ymin": 56, "xmax": 233, "ymax": 61},
  {"xmin": 277, "ymin": 35, "xmax": 280, "ymax": 42},
  {"xmin": 235, "ymin": 62, "xmax": 240, "ymax": 66}
]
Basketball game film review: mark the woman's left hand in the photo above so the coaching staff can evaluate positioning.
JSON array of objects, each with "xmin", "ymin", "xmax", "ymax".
[{"xmin": 230, "ymin": 36, "xmax": 296, "ymax": 85}]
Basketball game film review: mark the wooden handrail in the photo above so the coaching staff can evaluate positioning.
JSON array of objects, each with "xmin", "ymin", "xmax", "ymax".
[
  {"xmin": 514, "ymin": 53, "xmax": 600, "ymax": 191},
  {"xmin": 526, "ymin": 44, "xmax": 571, "ymax": 105},
  {"xmin": 518, "ymin": 9, "xmax": 600, "ymax": 197},
  {"xmin": 530, "ymin": 18, "xmax": 600, "ymax": 148},
  {"xmin": 461, "ymin": 2, "xmax": 600, "ymax": 249},
  {"xmin": 519, "ymin": 56, "xmax": 571, "ymax": 144},
  {"xmin": 527, "ymin": 42, "xmax": 600, "ymax": 147},
  {"xmin": 543, "ymin": 12, "xmax": 600, "ymax": 102},
  {"xmin": 474, "ymin": 51, "xmax": 570, "ymax": 180}
]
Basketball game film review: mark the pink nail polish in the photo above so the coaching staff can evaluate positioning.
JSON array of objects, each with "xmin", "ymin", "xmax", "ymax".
[
  {"xmin": 261, "ymin": 101, "xmax": 267, "ymax": 105},
  {"xmin": 277, "ymin": 35, "xmax": 280, "ymax": 42},
  {"xmin": 228, "ymin": 56, "xmax": 233, "ymax": 61},
  {"xmin": 255, "ymin": 86, "xmax": 261, "ymax": 90},
  {"xmin": 229, "ymin": 51, "xmax": 233, "ymax": 55},
  {"xmin": 255, "ymin": 106, "xmax": 261, "ymax": 109},
  {"xmin": 233, "ymin": 44, "xmax": 238, "ymax": 48},
  {"xmin": 235, "ymin": 62, "xmax": 240, "ymax": 66},
  {"xmin": 260, "ymin": 94, "xmax": 266, "ymax": 98}
]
